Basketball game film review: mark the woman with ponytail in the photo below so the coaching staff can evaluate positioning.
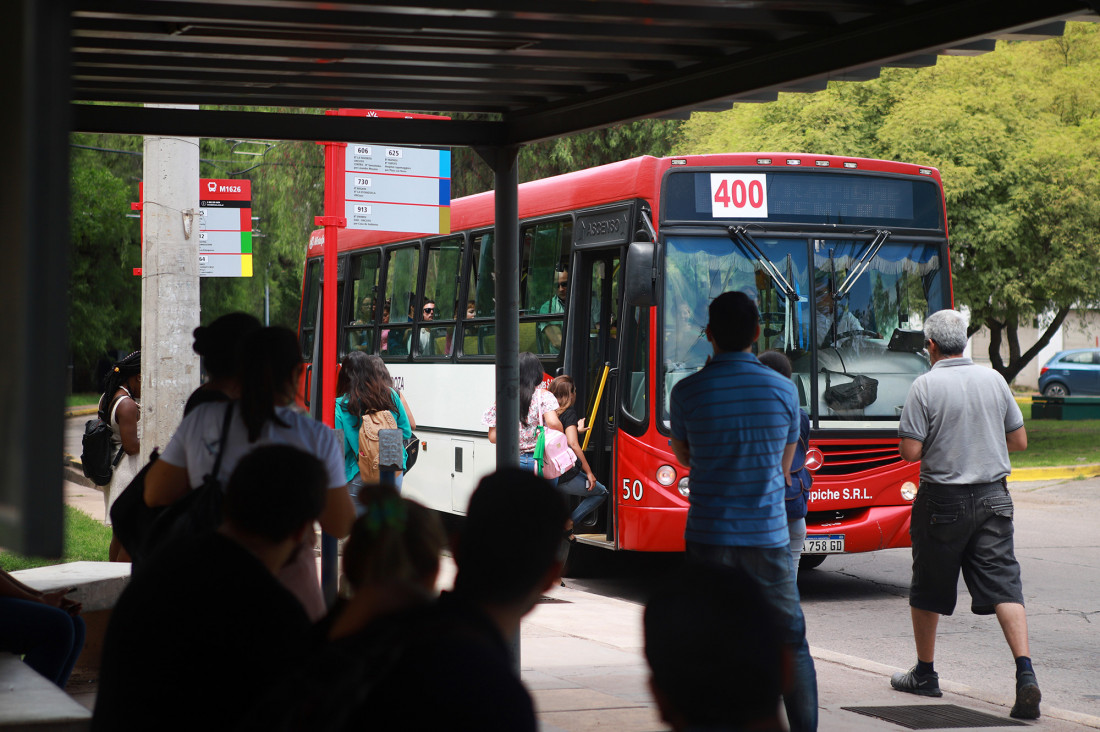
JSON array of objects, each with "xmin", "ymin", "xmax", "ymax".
[
  {"xmin": 144, "ymin": 326, "xmax": 355, "ymax": 620},
  {"xmin": 102, "ymin": 350, "xmax": 141, "ymax": 562},
  {"xmin": 481, "ymin": 351, "xmax": 564, "ymax": 479}
]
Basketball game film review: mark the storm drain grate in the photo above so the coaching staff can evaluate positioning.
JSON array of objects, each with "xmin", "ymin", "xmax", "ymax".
[
  {"xmin": 842, "ymin": 704, "xmax": 1026, "ymax": 729},
  {"xmin": 536, "ymin": 595, "xmax": 570, "ymax": 604}
]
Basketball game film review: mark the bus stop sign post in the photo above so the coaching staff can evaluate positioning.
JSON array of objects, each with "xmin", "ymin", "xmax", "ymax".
[{"xmin": 315, "ymin": 139, "xmax": 346, "ymax": 607}]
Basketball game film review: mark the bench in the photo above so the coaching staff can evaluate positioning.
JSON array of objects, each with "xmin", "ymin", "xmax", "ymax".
[
  {"xmin": 0, "ymin": 652, "xmax": 91, "ymax": 731},
  {"xmin": 1, "ymin": 562, "xmax": 132, "ymax": 730}
]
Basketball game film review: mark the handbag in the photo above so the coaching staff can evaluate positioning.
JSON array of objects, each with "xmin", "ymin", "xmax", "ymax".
[
  {"xmin": 533, "ymin": 410, "xmax": 577, "ymax": 479},
  {"xmin": 109, "ymin": 447, "xmax": 163, "ymax": 562},
  {"xmin": 142, "ymin": 403, "xmax": 235, "ymax": 562},
  {"xmin": 403, "ymin": 433, "xmax": 420, "ymax": 473},
  {"xmin": 823, "ymin": 373, "xmax": 879, "ymax": 411}
]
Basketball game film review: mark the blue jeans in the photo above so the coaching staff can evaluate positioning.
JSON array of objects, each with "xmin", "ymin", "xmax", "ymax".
[
  {"xmin": 686, "ymin": 542, "xmax": 818, "ymax": 732},
  {"xmin": 519, "ymin": 453, "xmax": 558, "ymax": 487},
  {"xmin": 555, "ymin": 473, "xmax": 609, "ymax": 526},
  {"xmin": 0, "ymin": 598, "xmax": 86, "ymax": 687},
  {"xmin": 347, "ymin": 473, "xmax": 404, "ymax": 517}
]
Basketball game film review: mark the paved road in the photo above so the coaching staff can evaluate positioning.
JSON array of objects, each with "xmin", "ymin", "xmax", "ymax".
[{"xmin": 567, "ymin": 476, "xmax": 1100, "ymax": 719}]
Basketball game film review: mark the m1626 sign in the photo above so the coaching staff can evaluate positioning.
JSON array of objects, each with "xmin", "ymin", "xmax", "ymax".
[{"xmin": 199, "ymin": 179, "xmax": 253, "ymax": 277}]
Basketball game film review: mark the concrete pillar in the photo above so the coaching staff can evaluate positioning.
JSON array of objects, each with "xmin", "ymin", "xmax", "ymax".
[{"xmin": 141, "ymin": 106, "xmax": 201, "ymax": 453}]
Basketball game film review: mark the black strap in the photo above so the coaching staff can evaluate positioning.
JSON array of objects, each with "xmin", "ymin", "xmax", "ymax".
[
  {"xmin": 103, "ymin": 391, "xmax": 131, "ymax": 468},
  {"xmin": 202, "ymin": 402, "xmax": 235, "ymax": 487}
]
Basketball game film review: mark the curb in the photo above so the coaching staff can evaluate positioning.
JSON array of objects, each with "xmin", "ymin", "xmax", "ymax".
[
  {"xmin": 812, "ymin": 647, "xmax": 1100, "ymax": 729},
  {"xmin": 65, "ymin": 405, "xmax": 99, "ymax": 418},
  {"xmin": 62, "ymin": 454, "xmax": 98, "ymax": 490},
  {"xmin": 1009, "ymin": 464, "xmax": 1100, "ymax": 482}
]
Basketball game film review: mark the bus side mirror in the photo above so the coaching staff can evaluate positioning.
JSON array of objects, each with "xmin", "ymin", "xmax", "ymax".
[{"xmin": 625, "ymin": 240, "xmax": 656, "ymax": 307}]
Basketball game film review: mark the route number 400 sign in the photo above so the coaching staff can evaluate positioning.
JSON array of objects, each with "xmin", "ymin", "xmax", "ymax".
[{"xmin": 710, "ymin": 173, "xmax": 768, "ymax": 218}]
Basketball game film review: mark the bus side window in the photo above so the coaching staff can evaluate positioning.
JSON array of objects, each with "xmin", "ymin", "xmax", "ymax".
[
  {"xmin": 299, "ymin": 260, "xmax": 322, "ymax": 361},
  {"xmin": 521, "ymin": 219, "xmax": 572, "ymax": 357},
  {"xmin": 382, "ymin": 245, "xmax": 420, "ymax": 359},
  {"xmin": 345, "ymin": 251, "xmax": 381, "ymax": 354},
  {"xmin": 621, "ymin": 305, "xmax": 649, "ymax": 427},
  {"xmin": 419, "ymin": 236, "xmax": 462, "ymax": 358},
  {"xmin": 461, "ymin": 232, "xmax": 496, "ymax": 356}
]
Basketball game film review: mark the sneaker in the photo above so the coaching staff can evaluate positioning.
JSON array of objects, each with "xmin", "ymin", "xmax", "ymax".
[
  {"xmin": 890, "ymin": 666, "xmax": 943, "ymax": 697},
  {"xmin": 1010, "ymin": 671, "xmax": 1041, "ymax": 719}
]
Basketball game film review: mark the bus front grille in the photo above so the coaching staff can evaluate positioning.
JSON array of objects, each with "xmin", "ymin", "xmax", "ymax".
[{"xmin": 814, "ymin": 443, "xmax": 902, "ymax": 476}]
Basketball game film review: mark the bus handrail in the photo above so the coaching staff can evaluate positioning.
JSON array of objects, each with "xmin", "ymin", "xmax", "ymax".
[{"xmin": 583, "ymin": 363, "xmax": 611, "ymax": 451}]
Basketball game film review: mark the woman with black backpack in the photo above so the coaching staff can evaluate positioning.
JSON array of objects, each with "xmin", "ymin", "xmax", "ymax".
[{"xmin": 102, "ymin": 351, "xmax": 141, "ymax": 562}]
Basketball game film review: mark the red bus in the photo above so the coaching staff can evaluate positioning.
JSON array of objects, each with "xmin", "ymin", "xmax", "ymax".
[{"xmin": 297, "ymin": 153, "xmax": 951, "ymax": 568}]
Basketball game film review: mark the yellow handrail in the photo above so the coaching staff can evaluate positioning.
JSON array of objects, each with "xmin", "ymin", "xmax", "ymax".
[{"xmin": 582, "ymin": 363, "xmax": 611, "ymax": 451}]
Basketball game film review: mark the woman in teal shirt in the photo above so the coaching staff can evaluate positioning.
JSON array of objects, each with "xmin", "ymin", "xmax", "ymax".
[{"xmin": 335, "ymin": 352, "xmax": 414, "ymax": 507}]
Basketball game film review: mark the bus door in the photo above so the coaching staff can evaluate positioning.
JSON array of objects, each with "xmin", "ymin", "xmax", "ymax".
[
  {"xmin": 296, "ymin": 256, "xmax": 347, "ymax": 414},
  {"xmin": 567, "ymin": 247, "xmax": 621, "ymax": 543}
]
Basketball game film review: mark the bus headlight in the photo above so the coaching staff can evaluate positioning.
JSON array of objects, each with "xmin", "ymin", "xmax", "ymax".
[
  {"xmin": 678, "ymin": 477, "xmax": 690, "ymax": 497},
  {"xmin": 656, "ymin": 465, "xmax": 676, "ymax": 486},
  {"xmin": 900, "ymin": 481, "xmax": 918, "ymax": 501}
]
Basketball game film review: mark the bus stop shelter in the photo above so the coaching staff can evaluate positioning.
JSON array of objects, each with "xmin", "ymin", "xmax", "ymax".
[{"xmin": 4, "ymin": 0, "xmax": 1097, "ymax": 554}]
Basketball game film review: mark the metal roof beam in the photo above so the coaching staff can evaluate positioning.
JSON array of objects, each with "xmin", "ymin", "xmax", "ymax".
[{"xmin": 71, "ymin": 103, "xmax": 503, "ymax": 147}]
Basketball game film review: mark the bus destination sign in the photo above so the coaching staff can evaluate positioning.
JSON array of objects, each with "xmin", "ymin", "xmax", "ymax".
[{"xmin": 344, "ymin": 145, "xmax": 451, "ymax": 235}]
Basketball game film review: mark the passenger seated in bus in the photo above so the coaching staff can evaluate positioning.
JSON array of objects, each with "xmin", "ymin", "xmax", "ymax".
[
  {"xmin": 351, "ymin": 296, "xmax": 374, "ymax": 325},
  {"xmin": 646, "ymin": 562, "xmax": 787, "ymax": 732},
  {"xmin": 549, "ymin": 375, "xmax": 609, "ymax": 538},
  {"xmin": 537, "ymin": 268, "xmax": 568, "ymax": 353}
]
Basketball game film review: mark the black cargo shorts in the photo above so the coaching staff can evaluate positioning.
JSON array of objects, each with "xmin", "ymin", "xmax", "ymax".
[{"xmin": 908, "ymin": 480, "xmax": 1024, "ymax": 616}]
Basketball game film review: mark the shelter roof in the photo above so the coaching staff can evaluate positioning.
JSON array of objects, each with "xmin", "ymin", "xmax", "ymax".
[{"xmin": 69, "ymin": 0, "xmax": 1098, "ymax": 145}]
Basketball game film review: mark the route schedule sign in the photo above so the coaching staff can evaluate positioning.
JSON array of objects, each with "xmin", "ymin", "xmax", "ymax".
[
  {"xmin": 199, "ymin": 179, "xmax": 252, "ymax": 277},
  {"xmin": 344, "ymin": 145, "xmax": 451, "ymax": 234}
]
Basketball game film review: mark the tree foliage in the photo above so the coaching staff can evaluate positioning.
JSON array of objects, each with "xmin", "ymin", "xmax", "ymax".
[
  {"xmin": 451, "ymin": 118, "xmax": 683, "ymax": 197},
  {"xmin": 69, "ymin": 136, "xmax": 144, "ymax": 388},
  {"xmin": 677, "ymin": 22, "xmax": 1100, "ymax": 383}
]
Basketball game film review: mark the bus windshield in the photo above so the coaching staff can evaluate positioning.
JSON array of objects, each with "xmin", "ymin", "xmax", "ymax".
[{"xmin": 660, "ymin": 234, "xmax": 948, "ymax": 427}]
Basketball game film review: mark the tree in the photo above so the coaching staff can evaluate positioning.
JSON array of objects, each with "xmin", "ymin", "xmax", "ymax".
[
  {"xmin": 69, "ymin": 136, "xmax": 144, "ymax": 389},
  {"xmin": 676, "ymin": 22, "xmax": 1100, "ymax": 384},
  {"xmin": 451, "ymin": 118, "xmax": 683, "ymax": 197}
]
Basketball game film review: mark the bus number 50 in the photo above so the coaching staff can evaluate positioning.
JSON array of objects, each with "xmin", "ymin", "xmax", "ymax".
[
  {"xmin": 622, "ymin": 479, "xmax": 643, "ymax": 501},
  {"xmin": 710, "ymin": 174, "xmax": 768, "ymax": 218}
]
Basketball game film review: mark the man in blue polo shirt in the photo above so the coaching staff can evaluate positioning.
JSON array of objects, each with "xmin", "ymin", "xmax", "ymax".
[{"xmin": 670, "ymin": 291, "xmax": 817, "ymax": 732}]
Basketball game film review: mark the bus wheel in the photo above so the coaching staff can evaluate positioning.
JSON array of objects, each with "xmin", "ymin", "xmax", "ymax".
[{"xmin": 799, "ymin": 554, "xmax": 827, "ymax": 571}]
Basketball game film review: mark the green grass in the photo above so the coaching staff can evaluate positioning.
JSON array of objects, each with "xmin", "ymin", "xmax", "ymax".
[
  {"xmin": 1009, "ymin": 398, "xmax": 1100, "ymax": 468},
  {"xmin": 0, "ymin": 506, "xmax": 111, "ymax": 571},
  {"xmin": 66, "ymin": 393, "xmax": 100, "ymax": 408},
  {"xmin": 1012, "ymin": 417, "xmax": 1100, "ymax": 468}
]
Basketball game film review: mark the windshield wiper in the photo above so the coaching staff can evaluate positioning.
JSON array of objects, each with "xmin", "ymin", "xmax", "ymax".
[
  {"xmin": 727, "ymin": 226, "xmax": 796, "ymax": 298},
  {"xmin": 836, "ymin": 229, "xmax": 891, "ymax": 300}
]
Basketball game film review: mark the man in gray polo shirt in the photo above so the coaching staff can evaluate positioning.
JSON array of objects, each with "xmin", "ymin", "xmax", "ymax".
[{"xmin": 892, "ymin": 309, "xmax": 1039, "ymax": 720}]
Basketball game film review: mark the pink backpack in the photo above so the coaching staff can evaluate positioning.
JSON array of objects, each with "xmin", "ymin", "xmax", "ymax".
[{"xmin": 533, "ymin": 411, "xmax": 577, "ymax": 479}]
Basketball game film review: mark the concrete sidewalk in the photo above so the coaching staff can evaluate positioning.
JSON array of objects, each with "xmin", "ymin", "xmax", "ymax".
[{"xmin": 522, "ymin": 579, "xmax": 1100, "ymax": 732}]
